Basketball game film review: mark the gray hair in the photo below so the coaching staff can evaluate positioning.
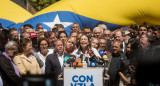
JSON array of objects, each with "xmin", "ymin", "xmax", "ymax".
[
  {"xmin": 5, "ymin": 41, "xmax": 18, "ymax": 52},
  {"xmin": 98, "ymin": 24, "xmax": 107, "ymax": 30},
  {"xmin": 93, "ymin": 27, "xmax": 103, "ymax": 33}
]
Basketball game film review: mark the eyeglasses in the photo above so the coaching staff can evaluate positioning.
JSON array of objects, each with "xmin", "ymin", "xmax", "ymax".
[
  {"xmin": 104, "ymin": 34, "xmax": 110, "ymax": 36},
  {"xmin": 99, "ymin": 43, "xmax": 106, "ymax": 45},
  {"xmin": 140, "ymin": 29, "xmax": 147, "ymax": 31},
  {"xmin": 13, "ymin": 35, "xmax": 19, "ymax": 38},
  {"xmin": 39, "ymin": 31, "xmax": 44, "ymax": 33},
  {"xmin": 72, "ymin": 27, "xmax": 79, "ymax": 28},
  {"xmin": 60, "ymin": 36, "xmax": 67, "ymax": 38},
  {"xmin": 40, "ymin": 44, "xmax": 48, "ymax": 46},
  {"xmin": 115, "ymin": 36, "xmax": 121, "ymax": 38},
  {"xmin": 9, "ymin": 48, "xmax": 17, "ymax": 51},
  {"xmin": 85, "ymin": 32, "xmax": 90, "ymax": 34}
]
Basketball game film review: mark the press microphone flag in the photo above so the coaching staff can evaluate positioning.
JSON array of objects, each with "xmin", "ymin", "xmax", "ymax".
[
  {"xmin": 64, "ymin": 56, "xmax": 70, "ymax": 62},
  {"xmin": 99, "ymin": 50, "xmax": 105, "ymax": 57}
]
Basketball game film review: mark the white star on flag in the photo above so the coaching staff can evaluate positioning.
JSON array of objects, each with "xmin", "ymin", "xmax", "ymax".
[{"xmin": 43, "ymin": 14, "xmax": 73, "ymax": 30}]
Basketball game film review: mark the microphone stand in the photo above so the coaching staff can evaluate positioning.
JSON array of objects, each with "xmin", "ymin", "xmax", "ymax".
[
  {"xmin": 103, "ymin": 61, "xmax": 106, "ymax": 76},
  {"xmin": 103, "ymin": 61, "xmax": 108, "ymax": 77}
]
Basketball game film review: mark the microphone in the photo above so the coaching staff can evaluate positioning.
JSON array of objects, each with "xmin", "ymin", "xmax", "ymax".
[
  {"xmin": 64, "ymin": 56, "xmax": 70, "ymax": 67},
  {"xmin": 80, "ymin": 54, "xmax": 83, "ymax": 62},
  {"xmin": 66, "ymin": 55, "xmax": 76, "ymax": 67},
  {"xmin": 99, "ymin": 50, "xmax": 105, "ymax": 57},
  {"xmin": 64, "ymin": 56, "xmax": 70, "ymax": 63},
  {"xmin": 89, "ymin": 50, "xmax": 99, "ymax": 63},
  {"xmin": 103, "ymin": 55, "xmax": 109, "ymax": 62},
  {"xmin": 99, "ymin": 50, "xmax": 109, "ymax": 64},
  {"xmin": 77, "ymin": 57, "xmax": 83, "ymax": 67},
  {"xmin": 90, "ymin": 62, "xmax": 97, "ymax": 67},
  {"xmin": 84, "ymin": 57, "xmax": 89, "ymax": 65}
]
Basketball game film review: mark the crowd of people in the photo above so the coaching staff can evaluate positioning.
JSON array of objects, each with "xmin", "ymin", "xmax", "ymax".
[{"xmin": 0, "ymin": 22, "xmax": 160, "ymax": 86}]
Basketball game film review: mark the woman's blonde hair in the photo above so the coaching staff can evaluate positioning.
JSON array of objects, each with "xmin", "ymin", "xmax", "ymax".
[
  {"xmin": 64, "ymin": 37, "xmax": 76, "ymax": 53},
  {"xmin": 90, "ymin": 37, "xmax": 99, "ymax": 49}
]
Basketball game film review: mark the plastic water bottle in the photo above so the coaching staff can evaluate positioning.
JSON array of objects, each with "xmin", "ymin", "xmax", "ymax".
[{"xmin": 83, "ymin": 61, "xmax": 87, "ymax": 68}]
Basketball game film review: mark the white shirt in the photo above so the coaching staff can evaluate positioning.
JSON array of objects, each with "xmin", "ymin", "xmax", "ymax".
[
  {"xmin": 57, "ymin": 53, "xmax": 64, "ymax": 68},
  {"xmin": 37, "ymin": 49, "xmax": 53, "ymax": 74},
  {"xmin": 123, "ymin": 42, "xmax": 125, "ymax": 52}
]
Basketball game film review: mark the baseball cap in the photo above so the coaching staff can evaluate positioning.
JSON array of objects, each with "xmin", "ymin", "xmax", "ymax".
[{"xmin": 29, "ymin": 32, "xmax": 37, "ymax": 38}]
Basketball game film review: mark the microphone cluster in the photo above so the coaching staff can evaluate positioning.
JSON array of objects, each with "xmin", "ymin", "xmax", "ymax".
[{"xmin": 64, "ymin": 50, "xmax": 109, "ymax": 68}]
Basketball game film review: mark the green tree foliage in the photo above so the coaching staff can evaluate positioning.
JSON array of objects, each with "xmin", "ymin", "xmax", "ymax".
[{"xmin": 29, "ymin": 0, "xmax": 59, "ymax": 11}]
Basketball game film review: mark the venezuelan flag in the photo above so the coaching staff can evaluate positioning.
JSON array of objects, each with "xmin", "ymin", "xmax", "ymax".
[
  {"xmin": 0, "ymin": 0, "xmax": 32, "ymax": 29},
  {"xmin": 22, "ymin": 0, "xmax": 160, "ymax": 35}
]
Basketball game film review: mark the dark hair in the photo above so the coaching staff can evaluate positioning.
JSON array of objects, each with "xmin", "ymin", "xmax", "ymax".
[
  {"xmin": 57, "ymin": 31, "xmax": 68, "ymax": 39},
  {"xmin": 0, "ymin": 23, "xmax": 3, "ymax": 29},
  {"xmin": 0, "ymin": 30, "xmax": 9, "ymax": 51},
  {"xmin": 147, "ymin": 25, "xmax": 154, "ymax": 30},
  {"xmin": 0, "ymin": 23, "xmax": 2, "ymax": 27},
  {"xmin": 20, "ymin": 32, "xmax": 29, "ymax": 39},
  {"xmin": 77, "ymin": 34, "xmax": 91, "ymax": 54},
  {"xmin": 72, "ymin": 22, "xmax": 79, "ymax": 25},
  {"xmin": 57, "ymin": 24, "xmax": 64, "ymax": 29},
  {"xmin": 99, "ymin": 37, "xmax": 106, "ymax": 40},
  {"xmin": 36, "ymin": 23, "xmax": 42, "ymax": 29},
  {"xmin": 70, "ymin": 31, "xmax": 78, "ymax": 36},
  {"xmin": 53, "ymin": 39, "xmax": 63, "ymax": 47},
  {"xmin": 99, "ymin": 37, "xmax": 107, "ymax": 46},
  {"xmin": 0, "ymin": 30, "xmax": 9, "ymax": 40},
  {"xmin": 52, "ymin": 27, "xmax": 58, "ymax": 32},
  {"xmin": 154, "ymin": 25, "xmax": 160, "ymax": 32},
  {"xmin": 128, "ymin": 38, "xmax": 138, "ymax": 51},
  {"xmin": 113, "ymin": 40, "xmax": 123, "ymax": 49},
  {"xmin": 19, "ymin": 38, "xmax": 31, "ymax": 53},
  {"xmin": 130, "ymin": 24, "xmax": 139, "ymax": 31},
  {"xmin": 77, "ymin": 32, "xmax": 84, "ymax": 35},
  {"xmin": 44, "ymin": 31, "xmax": 55, "ymax": 39},
  {"xmin": 83, "ymin": 26, "xmax": 92, "ymax": 31},
  {"xmin": 23, "ymin": 24, "xmax": 33, "ymax": 29},
  {"xmin": 10, "ymin": 28, "xmax": 18, "ymax": 31},
  {"xmin": 9, "ymin": 28, "xmax": 18, "ymax": 40},
  {"xmin": 139, "ymin": 24, "xmax": 147, "ymax": 30},
  {"xmin": 37, "ymin": 37, "xmax": 49, "ymax": 51}
]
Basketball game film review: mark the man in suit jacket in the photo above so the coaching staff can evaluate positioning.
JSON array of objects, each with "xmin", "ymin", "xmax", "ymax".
[
  {"xmin": 0, "ymin": 41, "xmax": 22, "ymax": 86},
  {"xmin": 45, "ymin": 39, "xmax": 71, "ymax": 86},
  {"xmin": 115, "ymin": 30, "xmax": 127, "ymax": 54}
]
